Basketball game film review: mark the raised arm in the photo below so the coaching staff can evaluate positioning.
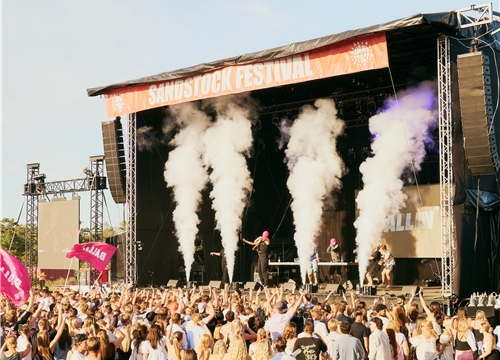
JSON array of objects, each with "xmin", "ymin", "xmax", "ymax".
[
  {"xmin": 288, "ymin": 291, "xmax": 305, "ymax": 316},
  {"xmin": 50, "ymin": 303, "xmax": 66, "ymax": 351},
  {"xmin": 418, "ymin": 291, "xmax": 433, "ymax": 318}
]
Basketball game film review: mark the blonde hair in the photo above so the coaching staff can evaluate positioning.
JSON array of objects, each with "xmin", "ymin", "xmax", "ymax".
[
  {"xmin": 481, "ymin": 321, "xmax": 491, "ymax": 332},
  {"xmin": 212, "ymin": 339, "xmax": 227, "ymax": 356},
  {"xmin": 228, "ymin": 319, "xmax": 242, "ymax": 338},
  {"xmin": 282, "ymin": 322, "xmax": 296, "ymax": 340},
  {"xmin": 4, "ymin": 336, "xmax": 17, "ymax": 351},
  {"xmin": 475, "ymin": 310, "xmax": 486, "ymax": 321},
  {"xmin": 457, "ymin": 318, "xmax": 470, "ymax": 338},
  {"xmin": 253, "ymin": 339, "xmax": 273, "ymax": 360},
  {"xmin": 386, "ymin": 320, "xmax": 401, "ymax": 333},
  {"xmin": 227, "ymin": 335, "xmax": 247, "ymax": 360},
  {"xmin": 327, "ymin": 318, "xmax": 339, "ymax": 332},
  {"xmin": 421, "ymin": 320, "xmax": 438, "ymax": 339},
  {"xmin": 196, "ymin": 333, "xmax": 211, "ymax": 351}
]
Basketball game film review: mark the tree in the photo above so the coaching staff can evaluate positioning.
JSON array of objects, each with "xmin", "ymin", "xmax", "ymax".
[{"xmin": 1, "ymin": 218, "xmax": 27, "ymax": 261}]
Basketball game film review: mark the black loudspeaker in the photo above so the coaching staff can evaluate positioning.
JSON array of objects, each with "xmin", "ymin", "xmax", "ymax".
[
  {"xmin": 167, "ymin": 279, "xmax": 179, "ymax": 288},
  {"xmin": 209, "ymin": 281, "xmax": 221, "ymax": 289},
  {"xmin": 107, "ymin": 232, "xmax": 126, "ymax": 283},
  {"xmin": 457, "ymin": 51, "xmax": 499, "ymax": 175},
  {"xmin": 102, "ymin": 117, "xmax": 127, "ymax": 203},
  {"xmin": 467, "ymin": 305, "xmax": 495, "ymax": 318},
  {"xmin": 244, "ymin": 282, "xmax": 263, "ymax": 291}
]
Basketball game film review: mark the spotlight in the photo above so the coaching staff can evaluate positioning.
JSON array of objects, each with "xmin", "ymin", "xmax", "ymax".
[
  {"xmin": 348, "ymin": 148, "xmax": 356, "ymax": 161},
  {"xmin": 366, "ymin": 100, "xmax": 376, "ymax": 116},
  {"xmin": 338, "ymin": 102, "xmax": 344, "ymax": 117},
  {"xmin": 272, "ymin": 113, "xmax": 280, "ymax": 126},
  {"xmin": 83, "ymin": 168, "xmax": 94, "ymax": 177},
  {"xmin": 362, "ymin": 147, "xmax": 370, "ymax": 159},
  {"xmin": 33, "ymin": 174, "xmax": 46, "ymax": 181},
  {"xmin": 136, "ymin": 241, "xmax": 143, "ymax": 251}
]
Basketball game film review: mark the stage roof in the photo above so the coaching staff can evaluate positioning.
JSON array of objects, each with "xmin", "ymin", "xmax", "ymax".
[{"xmin": 88, "ymin": 12, "xmax": 460, "ymax": 98}]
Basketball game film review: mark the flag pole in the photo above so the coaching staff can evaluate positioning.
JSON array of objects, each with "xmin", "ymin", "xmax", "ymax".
[
  {"xmin": 63, "ymin": 258, "xmax": 74, "ymax": 289},
  {"xmin": 92, "ymin": 270, "xmax": 104, "ymax": 288}
]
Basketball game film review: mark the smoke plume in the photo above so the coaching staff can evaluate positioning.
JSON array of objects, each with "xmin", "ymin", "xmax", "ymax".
[
  {"xmin": 354, "ymin": 81, "xmax": 438, "ymax": 283},
  {"xmin": 202, "ymin": 95, "xmax": 255, "ymax": 283},
  {"xmin": 281, "ymin": 98, "xmax": 345, "ymax": 282},
  {"xmin": 163, "ymin": 102, "xmax": 212, "ymax": 280}
]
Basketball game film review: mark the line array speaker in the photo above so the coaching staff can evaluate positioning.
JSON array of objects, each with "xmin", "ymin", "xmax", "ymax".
[
  {"xmin": 457, "ymin": 51, "xmax": 499, "ymax": 175},
  {"xmin": 102, "ymin": 117, "xmax": 127, "ymax": 203}
]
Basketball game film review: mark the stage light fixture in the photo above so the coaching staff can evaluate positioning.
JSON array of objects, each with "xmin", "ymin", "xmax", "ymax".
[
  {"xmin": 348, "ymin": 148, "xmax": 356, "ymax": 161},
  {"xmin": 33, "ymin": 174, "xmax": 46, "ymax": 181},
  {"xmin": 272, "ymin": 113, "xmax": 280, "ymax": 126},
  {"xmin": 362, "ymin": 147, "xmax": 370, "ymax": 159},
  {"xmin": 83, "ymin": 168, "xmax": 94, "ymax": 177}
]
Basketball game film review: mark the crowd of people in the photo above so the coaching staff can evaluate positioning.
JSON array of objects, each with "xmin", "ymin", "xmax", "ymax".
[{"xmin": 1, "ymin": 284, "xmax": 499, "ymax": 360}]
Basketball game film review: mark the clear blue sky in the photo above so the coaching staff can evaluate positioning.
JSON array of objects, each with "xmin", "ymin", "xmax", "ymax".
[{"xmin": 2, "ymin": 1, "xmax": 492, "ymax": 228}]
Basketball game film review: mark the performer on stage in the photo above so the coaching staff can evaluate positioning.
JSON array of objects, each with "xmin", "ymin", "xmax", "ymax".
[
  {"xmin": 210, "ymin": 243, "xmax": 229, "ymax": 287},
  {"xmin": 308, "ymin": 245, "xmax": 320, "ymax": 285},
  {"xmin": 326, "ymin": 238, "xmax": 340, "ymax": 262},
  {"xmin": 243, "ymin": 231, "xmax": 271, "ymax": 286},
  {"xmin": 326, "ymin": 238, "xmax": 342, "ymax": 283},
  {"xmin": 379, "ymin": 244, "xmax": 395, "ymax": 288},
  {"xmin": 365, "ymin": 244, "xmax": 381, "ymax": 286}
]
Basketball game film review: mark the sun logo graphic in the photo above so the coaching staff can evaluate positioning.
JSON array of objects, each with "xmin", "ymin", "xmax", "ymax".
[
  {"xmin": 111, "ymin": 93, "xmax": 125, "ymax": 113},
  {"xmin": 350, "ymin": 41, "xmax": 374, "ymax": 66}
]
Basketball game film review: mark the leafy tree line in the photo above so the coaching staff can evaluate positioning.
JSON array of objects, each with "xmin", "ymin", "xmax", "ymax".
[{"xmin": 1, "ymin": 217, "xmax": 126, "ymax": 262}]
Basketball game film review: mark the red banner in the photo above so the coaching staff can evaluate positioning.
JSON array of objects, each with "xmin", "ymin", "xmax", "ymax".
[
  {"xmin": 103, "ymin": 33, "xmax": 388, "ymax": 117},
  {"xmin": 0, "ymin": 249, "xmax": 31, "ymax": 307},
  {"xmin": 66, "ymin": 242, "xmax": 117, "ymax": 272}
]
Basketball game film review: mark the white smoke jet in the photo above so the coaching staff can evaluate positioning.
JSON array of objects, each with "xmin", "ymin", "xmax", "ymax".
[
  {"xmin": 202, "ymin": 95, "xmax": 255, "ymax": 283},
  {"xmin": 163, "ymin": 102, "xmax": 212, "ymax": 281},
  {"xmin": 282, "ymin": 98, "xmax": 345, "ymax": 283},
  {"xmin": 355, "ymin": 81, "xmax": 438, "ymax": 283}
]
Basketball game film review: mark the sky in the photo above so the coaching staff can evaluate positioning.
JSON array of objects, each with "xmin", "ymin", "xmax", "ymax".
[{"xmin": 2, "ymin": 0, "xmax": 496, "ymax": 229}]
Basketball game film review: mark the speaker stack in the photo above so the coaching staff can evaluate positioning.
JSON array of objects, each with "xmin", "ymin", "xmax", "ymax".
[
  {"xmin": 457, "ymin": 51, "xmax": 499, "ymax": 175},
  {"xmin": 102, "ymin": 117, "xmax": 127, "ymax": 203}
]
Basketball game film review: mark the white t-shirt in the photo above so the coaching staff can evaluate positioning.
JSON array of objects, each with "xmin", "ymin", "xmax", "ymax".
[
  {"xmin": 16, "ymin": 336, "xmax": 31, "ymax": 360},
  {"xmin": 494, "ymin": 325, "xmax": 500, "ymax": 350}
]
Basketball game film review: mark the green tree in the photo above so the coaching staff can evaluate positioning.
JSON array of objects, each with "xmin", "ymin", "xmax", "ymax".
[{"xmin": 1, "ymin": 218, "xmax": 27, "ymax": 261}]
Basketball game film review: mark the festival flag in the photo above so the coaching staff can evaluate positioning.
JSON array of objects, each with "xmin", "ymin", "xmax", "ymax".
[
  {"xmin": 0, "ymin": 248, "xmax": 31, "ymax": 307},
  {"xmin": 66, "ymin": 242, "xmax": 117, "ymax": 272}
]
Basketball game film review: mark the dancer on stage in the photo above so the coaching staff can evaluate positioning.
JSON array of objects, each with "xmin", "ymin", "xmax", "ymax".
[
  {"xmin": 210, "ymin": 243, "xmax": 229, "ymax": 287},
  {"xmin": 365, "ymin": 244, "xmax": 381, "ymax": 286},
  {"xmin": 379, "ymin": 244, "xmax": 395, "ymax": 288},
  {"xmin": 308, "ymin": 245, "xmax": 320, "ymax": 285},
  {"xmin": 243, "ymin": 231, "xmax": 271, "ymax": 286}
]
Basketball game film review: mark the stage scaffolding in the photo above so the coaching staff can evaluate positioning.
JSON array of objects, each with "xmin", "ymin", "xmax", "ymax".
[{"xmin": 125, "ymin": 113, "xmax": 138, "ymax": 284}]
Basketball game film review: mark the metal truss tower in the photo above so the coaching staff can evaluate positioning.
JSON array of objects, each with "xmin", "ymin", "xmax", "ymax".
[
  {"xmin": 24, "ymin": 164, "xmax": 41, "ymax": 284},
  {"xmin": 89, "ymin": 156, "xmax": 106, "ymax": 242},
  {"xmin": 125, "ymin": 113, "xmax": 138, "ymax": 284},
  {"xmin": 23, "ymin": 158, "xmax": 106, "ymax": 285},
  {"xmin": 437, "ymin": 36, "xmax": 454, "ymax": 297}
]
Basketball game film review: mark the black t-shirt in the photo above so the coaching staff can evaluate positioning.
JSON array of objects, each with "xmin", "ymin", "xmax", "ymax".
[
  {"xmin": 293, "ymin": 336, "xmax": 327, "ymax": 360},
  {"xmin": 350, "ymin": 322, "xmax": 371, "ymax": 352}
]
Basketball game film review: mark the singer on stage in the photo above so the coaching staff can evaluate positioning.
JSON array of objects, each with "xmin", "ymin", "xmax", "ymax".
[{"xmin": 243, "ymin": 231, "xmax": 271, "ymax": 286}]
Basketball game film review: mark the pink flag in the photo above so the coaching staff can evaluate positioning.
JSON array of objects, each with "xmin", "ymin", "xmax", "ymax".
[
  {"xmin": 0, "ymin": 248, "xmax": 31, "ymax": 307},
  {"xmin": 66, "ymin": 242, "xmax": 117, "ymax": 272}
]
